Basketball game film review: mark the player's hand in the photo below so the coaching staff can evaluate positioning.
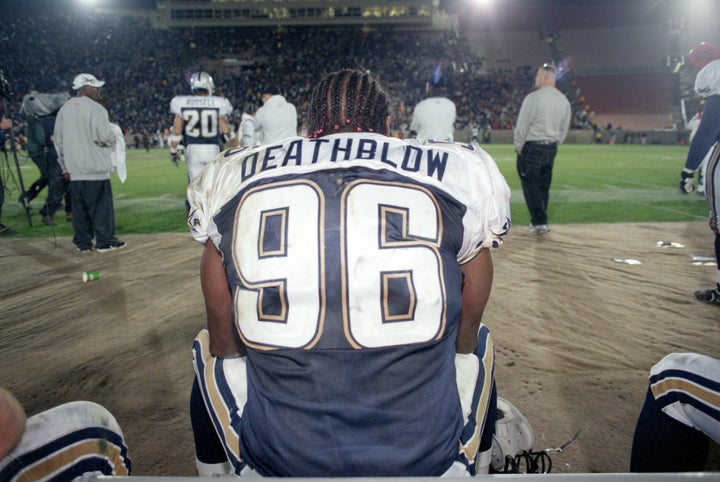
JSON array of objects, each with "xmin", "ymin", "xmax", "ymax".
[
  {"xmin": 680, "ymin": 170, "xmax": 695, "ymax": 194},
  {"xmin": 170, "ymin": 151, "xmax": 180, "ymax": 167}
]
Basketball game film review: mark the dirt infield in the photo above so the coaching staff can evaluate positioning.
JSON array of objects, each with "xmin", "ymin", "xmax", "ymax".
[{"xmin": 1, "ymin": 222, "xmax": 719, "ymax": 476}]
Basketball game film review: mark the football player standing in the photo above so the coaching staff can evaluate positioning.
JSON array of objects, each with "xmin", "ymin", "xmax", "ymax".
[
  {"xmin": 169, "ymin": 71, "xmax": 239, "ymax": 182},
  {"xmin": 680, "ymin": 60, "xmax": 720, "ymax": 305}
]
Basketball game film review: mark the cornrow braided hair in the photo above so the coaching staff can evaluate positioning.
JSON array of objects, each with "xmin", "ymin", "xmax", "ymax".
[{"xmin": 307, "ymin": 69, "xmax": 390, "ymax": 138}]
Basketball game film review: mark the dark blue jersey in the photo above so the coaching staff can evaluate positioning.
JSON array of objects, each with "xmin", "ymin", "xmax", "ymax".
[
  {"xmin": 685, "ymin": 96, "xmax": 720, "ymax": 171},
  {"xmin": 188, "ymin": 133, "xmax": 510, "ymax": 476}
]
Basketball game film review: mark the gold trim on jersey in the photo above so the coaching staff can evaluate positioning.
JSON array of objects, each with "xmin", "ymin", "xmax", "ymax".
[
  {"xmin": 13, "ymin": 438, "xmax": 129, "ymax": 481},
  {"xmin": 231, "ymin": 179, "xmax": 326, "ymax": 351},
  {"xmin": 652, "ymin": 376, "xmax": 720, "ymax": 408},
  {"xmin": 196, "ymin": 329, "xmax": 242, "ymax": 460},
  {"xmin": 340, "ymin": 178, "xmax": 446, "ymax": 349},
  {"xmin": 459, "ymin": 329, "xmax": 495, "ymax": 462}
]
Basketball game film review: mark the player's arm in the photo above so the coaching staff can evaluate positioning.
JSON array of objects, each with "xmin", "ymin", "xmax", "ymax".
[
  {"xmin": 685, "ymin": 96, "xmax": 720, "ymax": 171},
  {"xmin": 170, "ymin": 114, "xmax": 184, "ymax": 149},
  {"xmin": 219, "ymin": 116, "xmax": 239, "ymax": 147},
  {"xmin": 409, "ymin": 108, "xmax": 420, "ymax": 136},
  {"xmin": 201, "ymin": 240, "xmax": 246, "ymax": 358},
  {"xmin": 680, "ymin": 96, "xmax": 720, "ymax": 192},
  {"xmin": 456, "ymin": 248, "xmax": 494, "ymax": 354},
  {"xmin": 0, "ymin": 387, "xmax": 26, "ymax": 460},
  {"xmin": 168, "ymin": 114, "xmax": 184, "ymax": 166}
]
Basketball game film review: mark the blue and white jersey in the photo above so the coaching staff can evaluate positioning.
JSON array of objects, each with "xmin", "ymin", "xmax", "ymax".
[
  {"xmin": 187, "ymin": 133, "xmax": 511, "ymax": 476},
  {"xmin": 170, "ymin": 95, "xmax": 233, "ymax": 146},
  {"xmin": 649, "ymin": 352, "xmax": 720, "ymax": 444},
  {"xmin": 0, "ymin": 401, "xmax": 131, "ymax": 481}
]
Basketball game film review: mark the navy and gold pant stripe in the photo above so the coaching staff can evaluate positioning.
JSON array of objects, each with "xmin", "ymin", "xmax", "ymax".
[
  {"xmin": 0, "ymin": 402, "xmax": 131, "ymax": 482},
  {"xmin": 649, "ymin": 352, "xmax": 720, "ymax": 443}
]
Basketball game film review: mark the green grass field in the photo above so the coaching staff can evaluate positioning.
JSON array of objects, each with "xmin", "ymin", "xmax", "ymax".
[{"xmin": 0, "ymin": 143, "xmax": 709, "ymax": 238}]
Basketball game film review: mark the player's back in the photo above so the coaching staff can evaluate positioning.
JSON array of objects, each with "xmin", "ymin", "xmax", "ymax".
[
  {"xmin": 411, "ymin": 97, "xmax": 456, "ymax": 142},
  {"xmin": 254, "ymin": 95, "xmax": 297, "ymax": 144},
  {"xmin": 188, "ymin": 133, "xmax": 510, "ymax": 476},
  {"xmin": 170, "ymin": 95, "xmax": 233, "ymax": 145}
]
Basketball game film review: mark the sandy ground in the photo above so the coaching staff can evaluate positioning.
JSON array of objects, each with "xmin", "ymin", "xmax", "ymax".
[{"xmin": 1, "ymin": 222, "xmax": 719, "ymax": 476}]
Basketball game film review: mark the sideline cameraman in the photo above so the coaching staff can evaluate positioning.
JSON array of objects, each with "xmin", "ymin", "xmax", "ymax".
[{"xmin": 0, "ymin": 115, "xmax": 17, "ymax": 236}]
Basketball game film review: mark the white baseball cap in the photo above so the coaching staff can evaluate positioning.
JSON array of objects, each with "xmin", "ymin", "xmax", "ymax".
[
  {"xmin": 695, "ymin": 59, "xmax": 720, "ymax": 97},
  {"xmin": 72, "ymin": 73, "xmax": 106, "ymax": 90}
]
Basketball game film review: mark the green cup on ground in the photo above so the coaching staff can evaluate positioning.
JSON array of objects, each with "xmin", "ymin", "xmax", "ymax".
[{"xmin": 82, "ymin": 271, "xmax": 100, "ymax": 283}]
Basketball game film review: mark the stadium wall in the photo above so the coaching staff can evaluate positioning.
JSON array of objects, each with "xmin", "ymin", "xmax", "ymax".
[
  {"xmin": 475, "ymin": 129, "xmax": 593, "ymax": 146},
  {"xmin": 463, "ymin": 26, "xmax": 675, "ymax": 130},
  {"xmin": 469, "ymin": 129, "xmax": 677, "ymax": 146},
  {"xmin": 464, "ymin": 30, "xmax": 550, "ymax": 72}
]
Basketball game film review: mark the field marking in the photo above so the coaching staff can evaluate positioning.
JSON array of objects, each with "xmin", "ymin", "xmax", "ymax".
[{"xmin": 114, "ymin": 193, "xmax": 184, "ymax": 211}]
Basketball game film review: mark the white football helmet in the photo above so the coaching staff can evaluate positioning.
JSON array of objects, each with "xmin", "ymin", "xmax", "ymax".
[
  {"xmin": 190, "ymin": 71, "xmax": 215, "ymax": 95},
  {"xmin": 491, "ymin": 398, "xmax": 535, "ymax": 472}
]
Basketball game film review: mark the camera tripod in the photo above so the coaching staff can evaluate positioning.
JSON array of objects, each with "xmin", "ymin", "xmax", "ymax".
[{"xmin": 0, "ymin": 70, "xmax": 32, "ymax": 227}]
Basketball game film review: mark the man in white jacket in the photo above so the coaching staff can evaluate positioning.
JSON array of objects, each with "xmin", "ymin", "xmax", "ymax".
[
  {"xmin": 410, "ymin": 80, "xmax": 457, "ymax": 142},
  {"xmin": 253, "ymin": 85, "xmax": 297, "ymax": 145},
  {"xmin": 54, "ymin": 73, "xmax": 126, "ymax": 253}
]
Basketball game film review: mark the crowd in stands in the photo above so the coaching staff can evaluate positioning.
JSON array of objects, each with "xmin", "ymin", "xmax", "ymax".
[{"xmin": 0, "ymin": 12, "xmax": 595, "ymax": 146}]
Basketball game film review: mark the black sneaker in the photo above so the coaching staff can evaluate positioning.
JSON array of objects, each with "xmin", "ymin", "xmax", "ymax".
[
  {"xmin": 694, "ymin": 288, "xmax": 720, "ymax": 306},
  {"xmin": 0, "ymin": 224, "xmax": 17, "ymax": 236},
  {"xmin": 76, "ymin": 246, "xmax": 94, "ymax": 253},
  {"xmin": 96, "ymin": 241, "xmax": 126, "ymax": 253}
]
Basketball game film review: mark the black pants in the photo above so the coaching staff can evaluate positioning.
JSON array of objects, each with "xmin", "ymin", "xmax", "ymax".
[
  {"xmin": 25, "ymin": 155, "xmax": 49, "ymax": 202},
  {"xmin": 516, "ymin": 142, "xmax": 558, "ymax": 226},
  {"xmin": 40, "ymin": 155, "xmax": 70, "ymax": 217},
  {"xmin": 70, "ymin": 179, "xmax": 118, "ymax": 250},
  {"xmin": 630, "ymin": 387, "xmax": 708, "ymax": 471}
]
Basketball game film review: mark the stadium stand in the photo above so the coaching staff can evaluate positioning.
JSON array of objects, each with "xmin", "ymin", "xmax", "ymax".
[
  {"xmin": 572, "ymin": 73, "xmax": 674, "ymax": 131},
  {"xmin": 2, "ymin": 0, "xmax": 717, "ymax": 147}
]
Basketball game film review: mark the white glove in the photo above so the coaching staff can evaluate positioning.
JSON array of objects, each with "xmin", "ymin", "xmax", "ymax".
[{"xmin": 680, "ymin": 169, "xmax": 695, "ymax": 194}]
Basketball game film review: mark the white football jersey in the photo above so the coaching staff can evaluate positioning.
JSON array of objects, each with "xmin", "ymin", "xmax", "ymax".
[
  {"xmin": 170, "ymin": 95, "xmax": 233, "ymax": 145},
  {"xmin": 410, "ymin": 97, "xmax": 457, "ymax": 142},
  {"xmin": 187, "ymin": 133, "xmax": 510, "ymax": 476},
  {"xmin": 188, "ymin": 133, "xmax": 510, "ymax": 260}
]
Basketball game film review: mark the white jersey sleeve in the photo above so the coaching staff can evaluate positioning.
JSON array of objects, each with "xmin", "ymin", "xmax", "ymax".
[
  {"xmin": 169, "ymin": 95, "xmax": 186, "ymax": 115},
  {"xmin": 452, "ymin": 144, "xmax": 511, "ymax": 262},
  {"xmin": 218, "ymin": 97, "xmax": 233, "ymax": 117}
]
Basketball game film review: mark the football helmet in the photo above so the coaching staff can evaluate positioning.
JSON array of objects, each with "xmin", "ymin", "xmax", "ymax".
[
  {"xmin": 491, "ymin": 398, "xmax": 535, "ymax": 472},
  {"xmin": 190, "ymin": 71, "xmax": 215, "ymax": 95}
]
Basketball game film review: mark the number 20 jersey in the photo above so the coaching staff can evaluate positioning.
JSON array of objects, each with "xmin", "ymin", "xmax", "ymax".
[
  {"xmin": 187, "ymin": 133, "xmax": 511, "ymax": 476},
  {"xmin": 169, "ymin": 95, "xmax": 233, "ymax": 146}
]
